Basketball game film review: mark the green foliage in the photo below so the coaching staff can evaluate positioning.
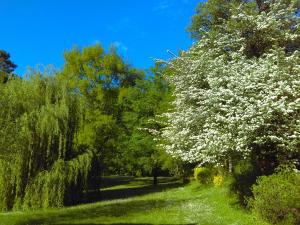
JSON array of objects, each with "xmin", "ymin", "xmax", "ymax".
[
  {"xmin": 194, "ymin": 167, "xmax": 213, "ymax": 185},
  {"xmin": 194, "ymin": 166, "xmax": 227, "ymax": 186},
  {"xmin": 249, "ymin": 165, "xmax": 300, "ymax": 225},
  {"xmin": 0, "ymin": 50, "xmax": 17, "ymax": 83},
  {"xmin": 22, "ymin": 151, "xmax": 93, "ymax": 209},
  {"xmin": 187, "ymin": 0, "xmax": 240, "ymax": 39},
  {"xmin": 111, "ymin": 63, "xmax": 173, "ymax": 180},
  {"xmin": 0, "ymin": 71, "xmax": 93, "ymax": 210},
  {"xmin": 230, "ymin": 160, "xmax": 260, "ymax": 206},
  {"xmin": 0, "ymin": 44, "xmax": 174, "ymax": 212},
  {"xmin": 60, "ymin": 44, "xmax": 154, "ymax": 179}
]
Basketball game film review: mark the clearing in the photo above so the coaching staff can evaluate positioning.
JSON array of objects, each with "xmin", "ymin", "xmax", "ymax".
[{"xmin": 0, "ymin": 177, "xmax": 268, "ymax": 225}]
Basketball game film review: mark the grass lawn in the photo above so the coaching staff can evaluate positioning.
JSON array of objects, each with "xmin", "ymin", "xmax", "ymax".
[{"xmin": 0, "ymin": 177, "xmax": 269, "ymax": 225}]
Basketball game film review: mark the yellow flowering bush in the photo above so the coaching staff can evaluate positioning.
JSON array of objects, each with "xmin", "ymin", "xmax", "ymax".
[{"xmin": 213, "ymin": 175, "xmax": 224, "ymax": 187}]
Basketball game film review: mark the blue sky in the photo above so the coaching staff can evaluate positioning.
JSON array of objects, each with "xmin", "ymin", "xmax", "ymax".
[{"xmin": 0, "ymin": 0, "xmax": 202, "ymax": 75}]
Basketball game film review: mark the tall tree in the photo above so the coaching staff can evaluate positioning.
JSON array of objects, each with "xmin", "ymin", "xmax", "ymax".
[
  {"xmin": 163, "ymin": 0, "xmax": 300, "ymax": 171},
  {"xmin": 0, "ymin": 70, "xmax": 93, "ymax": 210},
  {"xmin": 116, "ymin": 63, "xmax": 173, "ymax": 185},
  {"xmin": 0, "ymin": 50, "xmax": 17, "ymax": 83},
  {"xmin": 60, "ymin": 44, "xmax": 145, "ymax": 183}
]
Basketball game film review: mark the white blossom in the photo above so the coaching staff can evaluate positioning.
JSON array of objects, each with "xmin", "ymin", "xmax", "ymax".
[{"xmin": 161, "ymin": 0, "xmax": 300, "ymax": 164}]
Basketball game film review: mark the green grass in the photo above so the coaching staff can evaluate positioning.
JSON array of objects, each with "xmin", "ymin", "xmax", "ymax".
[{"xmin": 0, "ymin": 177, "xmax": 269, "ymax": 225}]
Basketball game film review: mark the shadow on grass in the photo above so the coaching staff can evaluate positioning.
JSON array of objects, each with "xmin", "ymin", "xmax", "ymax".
[
  {"xmin": 52, "ymin": 224, "xmax": 197, "ymax": 225},
  {"xmin": 15, "ymin": 177, "xmax": 187, "ymax": 225},
  {"xmin": 90, "ymin": 176, "xmax": 179, "ymax": 190},
  {"xmin": 83, "ymin": 176, "xmax": 134, "ymax": 192},
  {"xmin": 38, "ymin": 224, "xmax": 197, "ymax": 225},
  {"xmin": 85, "ymin": 180, "xmax": 183, "ymax": 203},
  {"xmin": 17, "ymin": 198, "xmax": 193, "ymax": 225}
]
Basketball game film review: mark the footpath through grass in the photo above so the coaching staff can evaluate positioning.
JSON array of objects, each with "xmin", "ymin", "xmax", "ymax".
[{"xmin": 0, "ymin": 177, "xmax": 269, "ymax": 225}]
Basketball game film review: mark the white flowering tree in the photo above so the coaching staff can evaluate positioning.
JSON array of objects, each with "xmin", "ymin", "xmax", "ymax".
[{"xmin": 162, "ymin": 0, "xmax": 300, "ymax": 169}]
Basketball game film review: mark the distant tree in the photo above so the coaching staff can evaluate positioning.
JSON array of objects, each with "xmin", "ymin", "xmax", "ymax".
[
  {"xmin": 116, "ymin": 63, "xmax": 174, "ymax": 185},
  {"xmin": 0, "ymin": 50, "xmax": 17, "ymax": 83}
]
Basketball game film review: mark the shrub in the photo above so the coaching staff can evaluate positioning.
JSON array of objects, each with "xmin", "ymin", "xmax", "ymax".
[
  {"xmin": 213, "ymin": 175, "xmax": 224, "ymax": 187},
  {"xmin": 249, "ymin": 165, "xmax": 300, "ymax": 225},
  {"xmin": 194, "ymin": 167, "xmax": 213, "ymax": 185},
  {"xmin": 230, "ymin": 160, "xmax": 260, "ymax": 206}
]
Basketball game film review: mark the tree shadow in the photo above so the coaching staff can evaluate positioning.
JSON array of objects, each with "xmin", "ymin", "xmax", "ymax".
[
  {"xmin": 15, "ymin": 177, "xmax": 187, "ymax": 225},
  {"xmin": 26, "ymin": 223, "xmax": 196, "ymax": 225},
  {"xmin": 97, "ymin": 176, "xmax": 136, "ymax": 189},
  {"xmin": 84, "ymin": 180, "xmax": 183, "ymax": 204},
  {"xmin": 17, "ymin": 198, "xmax": 195, "ymax": 225},
  {"xmin": 90, "ymin": 176, "xmax": 179, "ymax": 190}
]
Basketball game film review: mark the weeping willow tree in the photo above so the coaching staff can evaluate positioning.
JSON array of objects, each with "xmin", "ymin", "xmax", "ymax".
[{"xmin": 0, "ymin": 70, "xmax": 93, "ymax": 211}]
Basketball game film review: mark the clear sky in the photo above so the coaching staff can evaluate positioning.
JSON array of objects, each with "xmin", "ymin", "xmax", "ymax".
[{"xmin": 0, "ymin": 0, "xmax": 202, "ymax": 75}]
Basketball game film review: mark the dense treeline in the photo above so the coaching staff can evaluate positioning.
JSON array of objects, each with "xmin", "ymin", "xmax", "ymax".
[
  {"xmin": 0, "ymin": 46, "xmax": 173, "ymax": 210},
  {"xmin": 60, "ymin": 45, "xmax": 174, "ymax": 179}
]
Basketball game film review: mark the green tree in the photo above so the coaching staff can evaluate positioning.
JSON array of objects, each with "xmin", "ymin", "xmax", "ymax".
[
  {"xmin": 0, "ymin": 70, "xmax": 93, "ymax": 210},
  {"xmin": 116, "ymin": 63, "xmax": 174, "ymax": 185},
  {"xmin": 0, "ymin": 50, "xmax": 17, "ymax": 83},
  {"xmin": 187, "ymin": 0, "xmax": 238, "ymax": 40},
  {"xmin": 60, "ymin": 44, "xmax": 145, "ymax": 184}
]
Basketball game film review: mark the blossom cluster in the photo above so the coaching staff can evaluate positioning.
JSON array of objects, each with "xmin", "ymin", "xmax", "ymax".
[{"xmin": 161, "ymin": 0, "xmax": 300, "ymax": 164}]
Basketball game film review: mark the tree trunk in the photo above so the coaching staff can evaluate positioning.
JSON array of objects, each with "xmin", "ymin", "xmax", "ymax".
[
  {"xmin": 182, "ymin": 166, "xmax": 190, "ymax": 184},
  {"xmin": 152, "ymin": 167, "xmax": 158, "ymax": 186},
  {"xmin": 228, "ymin": 156, "xmax": 232, "ymax": 173}
]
